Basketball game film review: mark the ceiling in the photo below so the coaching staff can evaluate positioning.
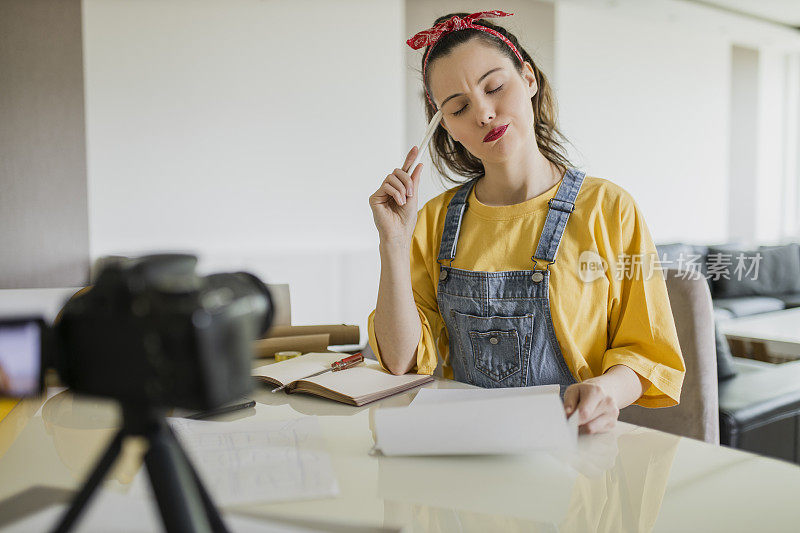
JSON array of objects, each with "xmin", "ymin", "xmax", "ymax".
[{"xmin": 690, "ymin": 0, "xmax": 800, "ymax": 27}]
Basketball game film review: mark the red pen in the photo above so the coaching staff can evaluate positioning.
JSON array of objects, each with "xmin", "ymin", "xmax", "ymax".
[{"xmin": 270, "ymin": 353, "xmax": 364, "ymax": 393}]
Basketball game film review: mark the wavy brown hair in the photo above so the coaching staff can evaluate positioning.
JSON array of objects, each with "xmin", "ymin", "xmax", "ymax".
[{"xmin": 420, "ymin": 13, "xmax": 572, "ymax": 186}]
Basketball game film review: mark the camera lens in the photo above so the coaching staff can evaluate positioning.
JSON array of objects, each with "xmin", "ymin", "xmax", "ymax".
[{"xmin": 204, "ymin": 272, "xmax": 273, "ymax": 337}]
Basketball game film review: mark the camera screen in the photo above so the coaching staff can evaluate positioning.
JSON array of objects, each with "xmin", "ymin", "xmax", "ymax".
[{"xmin": 0, "ymin": 319, "xmax": 43, "ymax": 397}]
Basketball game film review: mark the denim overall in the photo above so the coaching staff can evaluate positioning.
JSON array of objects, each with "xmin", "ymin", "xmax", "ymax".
[{"xmin": 435, "ymin": 168, "xmax": 586, "ymax": 393}]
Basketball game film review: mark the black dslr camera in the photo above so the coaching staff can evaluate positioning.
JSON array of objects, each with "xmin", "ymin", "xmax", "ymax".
[
  {"xmin": 54, "ymin": 253, "xmax": 273, "ymax": 410},
  {"xmin": 0, "ymin": 253, "xmax": 272, "ymax": 408}
]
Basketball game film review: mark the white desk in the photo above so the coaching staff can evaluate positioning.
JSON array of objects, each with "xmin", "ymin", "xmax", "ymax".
[
  {"xmin": 719, "ymin": 307, "xmax": 800, "ymax": 363},
  {"xmin": 1, "ymin": 381, "xmax": 800, "ymax": 532}
]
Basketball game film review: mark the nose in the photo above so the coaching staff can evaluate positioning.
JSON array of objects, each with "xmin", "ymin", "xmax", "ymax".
[{"xmin": 475, "ymin": 98, "xmax": 495, "ymax": 127}]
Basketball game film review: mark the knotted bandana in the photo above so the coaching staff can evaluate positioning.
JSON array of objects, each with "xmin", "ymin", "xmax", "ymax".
[{"xmin": 406, "ymin": 11, "xmax": 524, "ymax": 109}]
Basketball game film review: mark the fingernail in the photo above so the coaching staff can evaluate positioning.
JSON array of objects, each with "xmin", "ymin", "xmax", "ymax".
[{"xmin": 408, "ymin": 188, "xmax": 413, "ymax": 197}]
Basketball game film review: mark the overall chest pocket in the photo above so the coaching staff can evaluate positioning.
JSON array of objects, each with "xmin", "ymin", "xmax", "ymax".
[{"xmin": 452, "ymin": 311, "xmax": 533, "ymax": 386}]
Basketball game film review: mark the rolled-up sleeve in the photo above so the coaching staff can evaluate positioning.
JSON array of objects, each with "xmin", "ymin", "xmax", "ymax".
[{"xmin": 603, "ymin": 195, "xmax": 685, "ymax": 408}]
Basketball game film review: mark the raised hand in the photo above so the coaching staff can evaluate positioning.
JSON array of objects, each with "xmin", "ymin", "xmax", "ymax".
[{"xmin": 368, "ymin": 146, "xmax": 425, "ymax": 246}]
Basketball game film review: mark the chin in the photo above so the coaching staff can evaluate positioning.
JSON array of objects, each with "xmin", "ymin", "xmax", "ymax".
[{"xmin": 477, "ymin": 131, "xmax": 519, "ymax": 161}]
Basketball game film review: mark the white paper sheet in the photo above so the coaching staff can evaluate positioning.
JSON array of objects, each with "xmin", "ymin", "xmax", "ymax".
[
  {"xmin": 129, "ymin": 416, "xmax": 339, "ymax": 506},
  {"xmin": 410, "ymin": 385, "xmax": 559, "ymax": 406},
  {"xmin": 373, "ymin": 390, "xmax": 577, "ymax": 456}
]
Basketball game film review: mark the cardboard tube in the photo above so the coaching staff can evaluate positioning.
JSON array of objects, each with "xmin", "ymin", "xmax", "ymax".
[
  {"xmin": 264, "ymin": 325, "xmax": 359, "ymax": 346},
  {"xmin": 252, "ymin": 334, "xmax": 330, "ymax": 358}
]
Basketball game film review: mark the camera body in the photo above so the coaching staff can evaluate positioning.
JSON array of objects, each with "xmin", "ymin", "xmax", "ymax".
[{"xmin": 1, "ymin": 254, "xmax": 273, "ymax": 411}]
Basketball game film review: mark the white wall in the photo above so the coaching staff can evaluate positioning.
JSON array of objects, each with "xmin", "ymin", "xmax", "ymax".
[
  {"xmin": 555, "ymin": 0, "xmax": 800, "ymax": 245},
  {"xmin": 728, "ymin": 46, "xmax": 760, "ymax": 243},
  {"xmin": 755, "ymin": 49, "xmax": 790, "ymax": 242},
  {"xmin": 82, "ymin": 0, "xmax": 406, "ymax": 342},
  {"xmin": 555, "ymin": 0, "xmax": 730, "ymax": 244},
  {"xmin": 753, "ymin": 49, "xmax": 800, "ymax": 242},
  {"xmin": 786, "ymin": 54, "xmax": 800, "ymax": 238}
]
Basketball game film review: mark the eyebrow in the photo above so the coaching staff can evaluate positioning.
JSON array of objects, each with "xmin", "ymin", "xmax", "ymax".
[{"xmin": 439, "ymin": 67, "xmax": 504, "ymax": 108}]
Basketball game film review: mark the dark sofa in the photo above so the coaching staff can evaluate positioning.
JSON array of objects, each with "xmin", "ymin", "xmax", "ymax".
[
  {"xmin": 657, "ymin": 242, "xmax": 800, "ymax": 463},
  {"xmin": 656, "ymin": 242, "xmax": 800, "ymax": 318}
]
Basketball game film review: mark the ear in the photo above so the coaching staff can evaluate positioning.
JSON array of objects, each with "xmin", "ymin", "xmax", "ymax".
[{"xmin": 523, "ymin": 62, "xmax": 538, "ymax": 98}]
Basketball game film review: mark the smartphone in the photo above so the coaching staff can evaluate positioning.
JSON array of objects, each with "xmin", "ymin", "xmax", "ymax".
[
  {"xmin": 0, "ymin": 317, "xmax": 46, "ymax": 397},
  {"xmin": 175, "ymin": 397, "xmax": 256, "ymax": 420}
]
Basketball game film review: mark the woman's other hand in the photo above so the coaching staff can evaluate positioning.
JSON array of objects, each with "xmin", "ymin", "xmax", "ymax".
[
  {"xmin": 563, "ymin": 381, "xmax": 620, "ymax": 435},
  {"xmin": 562, "ymin": 365, "xmax": 645, "ymax": 435},
  {"xmin": 369, "ymin": 146, "xmax": 424, "ymax": 246}
]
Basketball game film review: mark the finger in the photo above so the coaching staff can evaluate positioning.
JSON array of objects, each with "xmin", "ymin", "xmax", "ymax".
[
  {"xmin": 409, "ymin": 163, "xmax": 424, "ymax": 196},
  {"xmin": 580, "ymin": 412, "xmax": 616, "ymax": 435},
  {"xmin": 386, "ymin": 174, "xmax": 408, "ymax": 199},
  {"xmin": 370, "ymin": 186, "xmax": 392, "ymax": 207},
  {"xmin": 370, "ymin": 180, "xmax": 394, "ymax": 202},
  {"xmin": 402, "ymin": 146, "xmax": 419, "ymax": 173},
  {"xmin": 574, "ymin": 387, "xmax": 604, "ymax": 425},
  {"xmin": 381, "ymin": 182, "xmax": 406, "ymax": 206},
  {"xmin": 563, "ymin": 385, "xmax": 581, "ymax": 418},
  {"xmin": 579, "ymin": 396, "xmax": 618, "ymax": 434},
  {"xmin": 370, "ymin": 190, "xmax": 395, "ymax": 209},
  {"xmin": 602, "ymin": 395, "xmax": 620, "ymax": 423},
  {"xmin": 390, "ymin": 169, "xmax": 412, "ymax": 196}
]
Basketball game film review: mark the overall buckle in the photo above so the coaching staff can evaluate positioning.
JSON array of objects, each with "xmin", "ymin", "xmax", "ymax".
[
  {"xmin": 548, "ymin": 198, "xmax": 575, "ymax": 213},
  {"xmin": 530, "ymin": 257, "xmax": 555, "ymax": 283}
]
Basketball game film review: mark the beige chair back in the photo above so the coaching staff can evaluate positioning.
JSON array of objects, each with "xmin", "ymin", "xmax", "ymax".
[
  {"xmin": 619, "ymin": 269, "xmax": 719, "ymax": 443},
  {"xmin": 267, "ymin": 283, "xmax": 291, "ymax": 326}
]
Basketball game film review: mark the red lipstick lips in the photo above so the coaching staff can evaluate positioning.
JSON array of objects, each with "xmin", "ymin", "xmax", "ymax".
[{"xmin": 483, "ymin": 124, "xmax": 508, "ymax": 142}]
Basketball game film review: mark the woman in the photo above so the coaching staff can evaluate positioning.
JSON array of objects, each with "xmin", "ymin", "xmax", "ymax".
[{"xmin": 367, "ymin": 11, "xmax": 685, "ymax": 434}]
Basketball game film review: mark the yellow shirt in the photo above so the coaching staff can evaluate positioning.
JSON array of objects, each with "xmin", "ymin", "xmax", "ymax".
[{"xmin": 368, "ymin": 176, "xmax": 685, "ymax": 408}]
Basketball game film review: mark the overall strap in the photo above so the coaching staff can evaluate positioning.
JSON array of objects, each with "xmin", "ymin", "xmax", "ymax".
[
  {"xmin": 437, "ymin": 178, "xmax": 478, "ymax": 264},
  {"xmin": 532, "ymin": 168, "xmax": 586, "ymax": 266}
]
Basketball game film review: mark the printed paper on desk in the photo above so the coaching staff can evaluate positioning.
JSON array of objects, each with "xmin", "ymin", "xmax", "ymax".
[
  {"xmin": 373, "ymin": 391, "xmax": 576, "ymax": 456},
  {"xmin": 128, "ymin": 416, "xmax": 339, "ymax": 506},
  {"xmin": 169, "ymin": 417, "xmax": 339, "ymax": 506}
]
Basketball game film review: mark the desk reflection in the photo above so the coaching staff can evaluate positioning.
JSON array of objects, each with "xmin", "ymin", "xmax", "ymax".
[
  {"xmin": 40, "ymin": 390, "xmax": 144, "ymax": 486},
  {"xmin": 374, "ymin": 416, "xmax": 678, "ymax": 532},
  {"xmin": 559, "ymin": 428, "xmax": 678, "ymax": 532}
]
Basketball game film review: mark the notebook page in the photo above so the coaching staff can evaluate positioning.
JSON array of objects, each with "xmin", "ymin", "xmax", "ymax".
[
  {"xmin": 251, "ymin": 352, "xmax": 341, "ymax": 386},
  {"xmin": 303, "ymin": 362, "xmax": 430, "ymax": 398}
]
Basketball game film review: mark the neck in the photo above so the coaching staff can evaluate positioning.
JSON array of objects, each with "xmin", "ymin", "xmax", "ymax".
[{"xmin": 476, "ymin": 137, "xmax": 562, "ymax": 206}]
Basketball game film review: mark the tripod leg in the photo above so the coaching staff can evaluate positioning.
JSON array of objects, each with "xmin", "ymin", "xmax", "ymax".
[
  {"xmin": 167, "ymin": 425, "xmax": 229, "ymax": 533},
  {"xmin": 144, "ymin": 422, "xmax": 212, "ymax": 533},
  {"xmin": 52, "ymin": 430, "xmax": 125, "ymax": 533}
]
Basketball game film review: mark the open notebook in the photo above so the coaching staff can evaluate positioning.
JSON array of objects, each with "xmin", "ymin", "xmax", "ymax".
[{"xmin": 252, "ymin": 353, "xmax": 434, "ymax": 406}]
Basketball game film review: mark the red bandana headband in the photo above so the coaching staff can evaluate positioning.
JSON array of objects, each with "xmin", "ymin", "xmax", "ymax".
[{"xmin": 406, "ymin": 10, "xmax": 524, "ymax": 110}]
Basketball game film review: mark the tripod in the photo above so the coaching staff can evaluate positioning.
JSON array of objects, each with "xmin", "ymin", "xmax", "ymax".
[{"xmin": 52, "ymin": 403, "xmax": 229, "ymax": 533}]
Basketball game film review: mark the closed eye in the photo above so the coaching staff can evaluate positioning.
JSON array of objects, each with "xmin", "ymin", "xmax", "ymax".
[{"xmin": 452, "ymin": 85, "xmax": 504, "ymax": 116}]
